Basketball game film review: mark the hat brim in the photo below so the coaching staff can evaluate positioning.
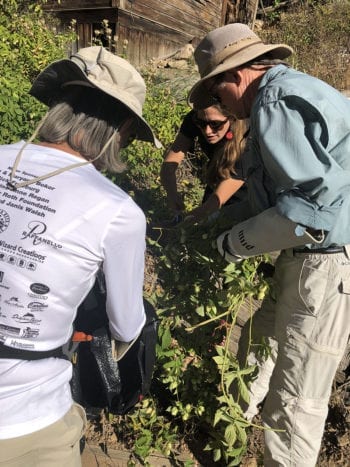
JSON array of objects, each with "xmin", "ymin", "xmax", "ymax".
[
  {"xmin": 30, "ymin": 59, "xmax": 162, "ymax": 148},
  {"xmin": 188, "ymin": 43, "xmax": 293, "ymax": 105}
]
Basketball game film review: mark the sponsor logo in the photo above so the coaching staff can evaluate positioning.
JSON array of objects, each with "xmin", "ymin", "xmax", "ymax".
[
  {"xmin": 17, "ymin": 259, "xmax": 26, "ymax": 268},
  {"xmin": 28, "ymin": 293, "xmax": 48, "ymax": 300},
  {"xmin": 30, "ymin": 283, "xmax": 50, "ymax": 295},
  {"xmin": 7, "ymin": 256, "xmax": 16, "ymax": 265},
  {"xmin": 21, "ymin": 221, "xmax": 62, "ymax": 249},
  {"xmin": 12, "ymin": 312, "xmax": 41, "ymax": 324},
  {"xmin": 0, "ymin": 323, "xmax": 20, "ymax": 336},
  {"xmin": 27, "ymin": 301, "xmax": 48, "ymax": 311},
  {"xmin": 27, "ymin": 261, "xmax": 37, "ymax": 271},
  {"xmin": 5, "ymin": 297, "xmax": 24, "ymax": 308},
  {"xmin": 21, "ymin": 327, "xmax": 39, "ymax": 339},
  {"xmin": 7, "ymin": 340, "xmax": 35, "ymax": 350},
  {"xmin": 0, "ymin": 210, "xmax": 10, "ymax": 233},
  {"xmin": 0, "ymin": 240, "xmax": 46, "ymax": 265},
  {"xmin": 0, "ymin": 272, "xmax": 8, "ymax": 289},
  {"xmin": 0, "ymin": 325, "xmax": 40, "ymax": 339}
]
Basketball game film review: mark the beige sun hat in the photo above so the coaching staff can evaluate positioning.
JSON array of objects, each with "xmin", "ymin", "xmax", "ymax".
[
  {"xmin": 188, "ymin": 23, "xmax": 293, "ymax": 104},
  {"xmin": 30, "ymin": 46, "xmax": 162, "ymax": 148}
]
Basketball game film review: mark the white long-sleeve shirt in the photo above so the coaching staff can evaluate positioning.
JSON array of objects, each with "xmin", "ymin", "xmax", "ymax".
[{"xmin": 0, "ymin": 142, "xmax": 146, "ymax": 438}]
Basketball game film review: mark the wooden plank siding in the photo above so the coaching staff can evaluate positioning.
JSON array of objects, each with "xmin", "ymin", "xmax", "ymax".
[
  {"xmin": 43, "ymin": 0, "xmax": 227, "ymax": 66},
  {"xmin": 53, "ymin": 9, "xmax": 117, "ymax": 51},
  {"xmin": 118, "ymin": 0, "xmax": 222, "ymax": 35},
  {"xmin": 45, "ymin": 1, "xmax": 117, "ymax": 9}
]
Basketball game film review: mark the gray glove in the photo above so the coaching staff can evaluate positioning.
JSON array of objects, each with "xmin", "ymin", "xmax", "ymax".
[
  {"xmin": 217, "ymin": 231, "xmax": 245, "ymax": 263},
  {"xmin": 216, "ymin": 206, "xmax": 323, "ymax": 262}
]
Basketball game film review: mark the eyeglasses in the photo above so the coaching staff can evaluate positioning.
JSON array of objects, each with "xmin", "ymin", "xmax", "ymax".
[{"xmin": 194, "ymin": 117, "xmax": 228, "ymax": 131}]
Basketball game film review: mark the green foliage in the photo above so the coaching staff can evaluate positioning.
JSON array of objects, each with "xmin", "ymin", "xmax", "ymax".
[
  {"xmin": 0, "ymin": 0, "xmax": 75, "ymax": 144},
  {"xmin": 145, "ymin": 218, "xmax": 271, "ymax": 465},
  {"xmin": 106, "ymin": 219, "xmax": 270, "ymax": 465}
]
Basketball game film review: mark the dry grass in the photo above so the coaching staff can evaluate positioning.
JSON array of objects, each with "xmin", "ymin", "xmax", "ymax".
[{"xmin": 259, "ymin": 0, "xmax": 350, "ymax": 91}]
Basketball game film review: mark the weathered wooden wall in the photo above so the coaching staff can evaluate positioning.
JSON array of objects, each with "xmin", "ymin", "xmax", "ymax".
[
  {"xmin": 44, "ymin": 0, "xmax": 227, "ymax": 66},
  {"xmin": 116, "ymin": 0, "xmax": 224, "ymax": 64},
  {"xmin": 45, "ymin": 0, "xmax": 118, "ymax": 8}
]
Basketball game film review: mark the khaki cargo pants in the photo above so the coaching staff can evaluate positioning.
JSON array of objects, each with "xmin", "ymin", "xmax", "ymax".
[
  {"xmin": 237, "ymin": 246, "xmax": 350, "ymax": 466},
  {"xmin": 0, "ymin": 403, "xmax": 86, "ymax": 467}
]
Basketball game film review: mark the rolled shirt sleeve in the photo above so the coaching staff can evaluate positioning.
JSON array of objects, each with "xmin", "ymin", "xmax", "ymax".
[{"xmin": 251, "ymin": 80, "xmax": 350, "ymax": 245}]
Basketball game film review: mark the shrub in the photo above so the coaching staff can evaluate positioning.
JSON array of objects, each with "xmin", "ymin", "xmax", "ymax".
[
  {"xmin": 260, "ymin": 0, "xmax": 350, "ymax": 90},
  {"xmin": 0, "ymin": 0, "xmax": 75, "ymax": 144}
]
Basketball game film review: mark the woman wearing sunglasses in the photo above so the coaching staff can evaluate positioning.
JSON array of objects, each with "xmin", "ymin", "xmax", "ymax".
[{"xmin": 160, "ymin": 97, "xmax": 248, "ymax": 223}]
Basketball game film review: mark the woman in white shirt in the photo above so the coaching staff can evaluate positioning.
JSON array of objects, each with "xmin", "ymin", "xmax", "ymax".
[{"xmin": 0, "ymin": 46, "xmax": 160, "ymax": 467}]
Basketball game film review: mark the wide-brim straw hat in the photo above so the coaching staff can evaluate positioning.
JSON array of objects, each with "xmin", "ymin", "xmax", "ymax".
[
  {"xmin": 188, "ymin": 23, "xmax": 293, "ymax": 104},
  {"xmin": 30, "ymin": 46, "xmax": 162, "ymax": 148}
]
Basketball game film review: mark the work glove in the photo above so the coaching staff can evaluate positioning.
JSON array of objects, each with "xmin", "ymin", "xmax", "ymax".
[
  {"xmin": 160, "ymin": 161, "xmax": 185, "ymax": 212},
  {"xmin": 216, "ymin": 206, "xmax": 322, "ymax": 263},
  {"xmin": 181, "ymin": 193, "xmax": 221, "ymax": 225},
  {"xmin": 216, "ymin": 231, "xmax": 245, "ymax": 263},
  {"xmin": 168, "ymin": 193, "xmax": 185, "ymax": 213}
]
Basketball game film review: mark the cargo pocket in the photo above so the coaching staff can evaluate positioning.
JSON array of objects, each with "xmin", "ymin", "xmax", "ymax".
[
  {"xmin": 340, "ymin": 278, "xmax": 350, "ymax": 295},
  {"xmin": 298, "ymin": 258, "xmax": 329, "ymax": 316}
]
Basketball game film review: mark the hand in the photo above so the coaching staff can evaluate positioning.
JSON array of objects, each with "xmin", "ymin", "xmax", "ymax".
[{"xmin": 216, "ymin": 231, "xmax": 244, "ymax": 263}]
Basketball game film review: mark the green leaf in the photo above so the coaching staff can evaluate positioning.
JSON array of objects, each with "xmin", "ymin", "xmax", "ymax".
[{"xmin": 224, "ymin": 424, "xmax": 237, "ymax": 447}]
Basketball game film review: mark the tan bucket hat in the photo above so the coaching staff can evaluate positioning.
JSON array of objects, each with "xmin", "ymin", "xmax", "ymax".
[
  {"xmin": 30, "ymin": 46, "xmax": 162, "ymax": 148},
  {"xmin": 188, "ymin": 23, "xmax": 293, "ymax": 104}
]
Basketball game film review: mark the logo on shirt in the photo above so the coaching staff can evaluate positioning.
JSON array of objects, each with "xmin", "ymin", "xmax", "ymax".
[
  {"xmin": 5, "ymin": 297, "xmax": 24, "ymax": 308},
  {"xmin": 30, "ymin": 283, "xmax": 50, "ymax": 295},
  {"xmin": 0, "ymin": 210, "xmax": 10, "ymax": 233},
  {"xmin": 27, "ymin": 302, "xmax": 48, "ymax": 312},
  {"xmin": 21, "ymin": 220, "xmax": 62, "ymax": 249},
  {"xmin": 12, "ymin": 313, "xmax": 41, "ymax": 325}
]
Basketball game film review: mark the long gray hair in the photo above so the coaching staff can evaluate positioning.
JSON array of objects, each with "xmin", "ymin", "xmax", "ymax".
[{"xmin": 38, "ymin": 86, "xmax": 135, "ymax": 173}]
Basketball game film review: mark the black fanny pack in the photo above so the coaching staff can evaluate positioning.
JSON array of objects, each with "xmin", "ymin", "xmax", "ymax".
[{"xmin": 0, "ymin": 278, "xmax": 158, "ymax": 416}]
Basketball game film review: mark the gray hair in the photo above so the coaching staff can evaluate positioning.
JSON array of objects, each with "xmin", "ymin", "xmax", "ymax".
[{"xmin": 38, "ymin": 86, "xmax": 135, "ymax": 173}]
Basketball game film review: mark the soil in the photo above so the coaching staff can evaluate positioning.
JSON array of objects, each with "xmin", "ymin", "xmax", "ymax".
[
  {"xmin": 82, "ymin": 382, "xmax": 350, "ymax": 466},
  {"xmin": 83, "ymin": 380, "xmax": 350, "ymax": 467}
]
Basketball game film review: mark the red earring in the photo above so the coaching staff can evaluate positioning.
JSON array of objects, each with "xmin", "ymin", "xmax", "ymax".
[{"xmin": 225, "ymin": 131, "xmax": 234, "ymax": 140}]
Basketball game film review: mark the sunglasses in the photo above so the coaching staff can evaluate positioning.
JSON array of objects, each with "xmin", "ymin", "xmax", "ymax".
[{"xmin": 194, "ymin": 117, "xmax": 228, "ymax": 131}]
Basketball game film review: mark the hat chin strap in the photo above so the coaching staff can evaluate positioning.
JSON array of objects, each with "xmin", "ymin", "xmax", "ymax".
[{"xmin": 7, "ymin": 116, "xmax": 118, "ymax": 191}]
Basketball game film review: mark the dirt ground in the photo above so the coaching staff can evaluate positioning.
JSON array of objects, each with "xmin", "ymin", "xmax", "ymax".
[
  {"xmin": 80, "ymin": 250, "xmax": 350, "ymax": 466},
  {"xmin": 82, "ymin": 380, "xmax": 350, "ymax": 466}
]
